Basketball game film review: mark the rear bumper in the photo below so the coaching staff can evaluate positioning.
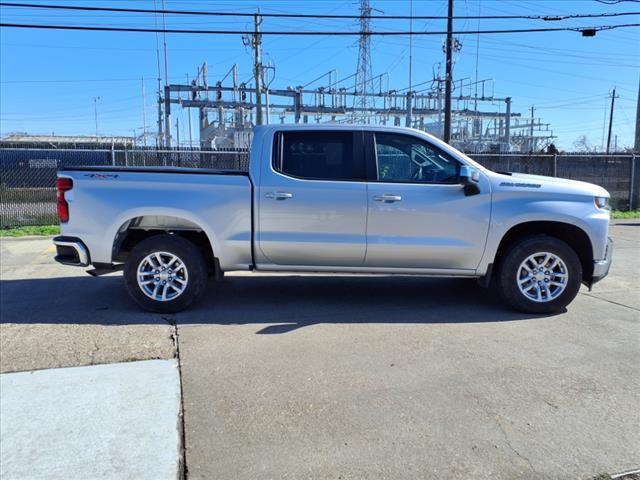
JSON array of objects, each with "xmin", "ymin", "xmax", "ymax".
[
  {"xmin": 591, "ymin": 237, "xmax": 613, "ymax": 285},
  {"xmin": 53, "ymin": 236, "xmax": 90, "ymax": 267}
]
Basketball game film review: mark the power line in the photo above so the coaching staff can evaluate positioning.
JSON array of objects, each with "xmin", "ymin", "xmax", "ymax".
[
  {"xmin": 0, "ymin": 75, "xmax": 198, "ymax": 84},
  {"xmin": 0, "ymin": 77, "xmax": 148, "ymax": 83},
  {"xmin": 595, "ymin": 0, "xmax": 640, "ymax": 4},
  {"xmin": 0, "ymin": 22, "xmax": 637, "ymax": 36},
  {"xmin": 0, "ymin": 2, "xmax": 638, "ymax": 21}
]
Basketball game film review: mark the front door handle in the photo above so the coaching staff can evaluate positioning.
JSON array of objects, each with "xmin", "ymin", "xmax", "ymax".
[
  {"xmin": 373, "ymin": 194, "xmax": 402, "ymax": 203},
  {"xmin": 265, "ymin": 191, "xmax": 293, "ymax": 200}
]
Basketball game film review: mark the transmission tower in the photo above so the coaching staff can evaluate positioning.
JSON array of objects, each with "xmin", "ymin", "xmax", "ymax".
[{"xmin": 354, "ymin": 0, "xmax": 373, "ymax": 123}]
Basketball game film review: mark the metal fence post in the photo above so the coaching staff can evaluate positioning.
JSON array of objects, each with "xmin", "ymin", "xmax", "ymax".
[
  {"xmin": 110, "ymin": 144, "xmax": 115, "ymax": 165},
  {"xmin": 553, "ymin": 154, "xmax": 557, "ymax": 177},
  {"xmin": 630, "ymin": 154, "xmax": 636, "ymax": 211}
]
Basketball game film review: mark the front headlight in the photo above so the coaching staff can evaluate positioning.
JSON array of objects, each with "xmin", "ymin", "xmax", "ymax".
[{"xmin": 594, "ymin": 196, "xmax": 610, "ymax": 210}]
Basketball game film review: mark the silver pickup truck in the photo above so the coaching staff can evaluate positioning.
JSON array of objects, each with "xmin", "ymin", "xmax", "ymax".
[{"xmin": 53, "ymin": 125, "xmax": 612, "ymax": 314}]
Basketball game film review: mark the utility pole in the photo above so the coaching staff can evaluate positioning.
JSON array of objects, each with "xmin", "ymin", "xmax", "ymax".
[
  {"xmin": 188, "ymin": 109, "xmax": 193, "ymax": 148},
  {"xmin": 436, "ymin": 65, "xmax": 443, "ymax": 137},
  {"xmin": 157, "ymin": 93, "xmax": 164, "ymax": 148},
  {"xmin": 253, "ymin": 12, "xmax": 263, "ymax": 125},
  {"xmin": 161, "ymin": 0, "xmax": 169, "ymax": 85},
  {"xmin": 164, "ymin": 85, "xmax": 171, "ymax": 148},
  {"xmin": 530, "ymin": 105, "xmax": 535, "ymax": 152},
  {"xmin": 186, "ymin": 74, "xmax": 193, "ymax": 148},
  {"xmin": 141, "ymin": 78, "xmax": 147, "ymax": 146},
  {"xmin": 634, "ymin": 78, "xmax": 639, "ymax": 152},
  {"xmin": 161, "ymin": 0, "xmax": 171, "ymax": 147},
  {"xmin": 504, "ymin": 97, "xmax": 512, "ymax": 151},
  {"xmin": 405, "ymin": 0, "xmax": 413, "ymax": 127},
  {"xmin": 606, "ymin": 87, "xmax": 618, "ymax": 154},
  {"xmin": 443, "ymin": 0, "xmax": 454, "ymax": 143},
  {"xmin": 93, "ymin": 96, "xmax": 100, "ymax": 136},
  {"xmin": 153, "ymin": 0, "xmax": 163, "ymax": 147},
  {"xmin": 175, "ymin": 118, "xmax": 180, "ymax": 148}
]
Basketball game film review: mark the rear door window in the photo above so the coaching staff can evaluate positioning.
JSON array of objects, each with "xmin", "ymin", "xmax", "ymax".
[{"xmin": 275, "ymin": 131, "xmax": 364, "ymax": 181}]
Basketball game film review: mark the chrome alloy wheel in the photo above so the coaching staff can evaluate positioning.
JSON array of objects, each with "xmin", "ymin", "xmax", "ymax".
[
  {"xmin": 517, "ymin": 252, "xmax": 568, "ymax": 303},
  {"xmin": 136, "ymin": 251, "xmax": 189, "ymax": 302}
]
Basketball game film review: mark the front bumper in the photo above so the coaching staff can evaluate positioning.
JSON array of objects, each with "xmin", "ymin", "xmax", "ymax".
[
  {"xmin": 591, "ymin": 236, "xmax": 613, "ymax": 285},
  {"xmin": 53, "ymin": 236, "xmax": 90, "ymax": 267}
]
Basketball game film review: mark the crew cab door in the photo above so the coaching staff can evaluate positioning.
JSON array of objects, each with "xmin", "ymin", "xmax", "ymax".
[
  {"xmin": 256, "ymin": 130, "xmax": 367, "ymax": 267},
  {"xmin": 364, "ymin": 132, "xmax": 491, "ymax": 270}
]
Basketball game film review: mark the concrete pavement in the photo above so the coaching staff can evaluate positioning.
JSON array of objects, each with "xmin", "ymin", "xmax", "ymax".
[{"xmin": 1, "ymin": 359, "xmax": 182, "ymax": 480}]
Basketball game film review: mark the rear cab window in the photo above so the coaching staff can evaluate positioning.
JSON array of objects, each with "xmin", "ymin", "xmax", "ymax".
[{"xmin": 273, "ymin": 131, "xmax": 365, "ymax": 181}]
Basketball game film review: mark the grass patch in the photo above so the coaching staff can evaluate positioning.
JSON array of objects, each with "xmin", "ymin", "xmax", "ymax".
[
  {"xmin": 612, "ymin": 210, "xmax": 640, "ymax": 219},
  {"xmin": 0, "ymin": 225, "xmax": 60, "ymax": 237}
]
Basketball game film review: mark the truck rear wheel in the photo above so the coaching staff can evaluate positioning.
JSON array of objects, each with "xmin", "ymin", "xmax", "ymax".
[
  {"xmin": 496, "ymin": 235, "xmax": 582, "ymax": 314},
  {"xmin": 124, "ymin": 234, "xmax": 207, "ymax": 313}
]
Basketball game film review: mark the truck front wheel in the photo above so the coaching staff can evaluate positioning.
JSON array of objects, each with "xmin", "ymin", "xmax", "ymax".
[
  {"xmin": 496, "ymin": 235, "xmax": 582, "ymax": 314},
  {"xmin": 124, "ymin": 234, "xmax": 207, "ymax": 313}
]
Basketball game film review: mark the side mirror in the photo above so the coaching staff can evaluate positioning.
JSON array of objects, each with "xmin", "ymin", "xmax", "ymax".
[{"xmin": 459, "ymin": 166, "xmax": 481, "ymax": 196}]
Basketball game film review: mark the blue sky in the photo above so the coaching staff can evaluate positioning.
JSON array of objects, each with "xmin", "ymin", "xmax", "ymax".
[{"xmin": 0, "ymin": 0, "xmax": 638, "ymax": 150}]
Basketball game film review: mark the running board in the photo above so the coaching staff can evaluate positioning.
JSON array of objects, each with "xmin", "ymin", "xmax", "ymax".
[{"xmin": 87, "ymin": 263, "xmax": 124, "ymax": 277}]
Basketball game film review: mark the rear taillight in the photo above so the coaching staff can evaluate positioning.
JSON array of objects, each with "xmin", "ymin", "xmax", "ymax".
[{"xmin": 56, "ymin": 177, "xmax": 73, "ymax": 222}]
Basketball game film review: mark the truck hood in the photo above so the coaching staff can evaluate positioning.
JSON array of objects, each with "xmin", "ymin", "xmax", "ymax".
[{"xmin": 493, "ymin": 172, "xmax": 609, "ymax": 197}]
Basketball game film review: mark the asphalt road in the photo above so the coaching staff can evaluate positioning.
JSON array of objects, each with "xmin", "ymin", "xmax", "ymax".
[{"xmin": 1, "ymin": 221, "xmax": 638, "ymax": 479}]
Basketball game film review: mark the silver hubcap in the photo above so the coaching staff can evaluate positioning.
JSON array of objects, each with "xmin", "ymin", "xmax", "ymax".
[
  {"xmin": 137, "ymin": 251, "xmax": 188, "ymax": 302},
  {"xmin": 517, "ymin": 252, "xmax": 568, "ymax": 303}
]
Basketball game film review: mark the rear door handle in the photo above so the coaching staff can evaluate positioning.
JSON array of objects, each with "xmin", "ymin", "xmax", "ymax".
[
  {"xmin": 265, "ymin": 192, "xmax": 293, "ymax": 200},
  {"xmin": 373, "ymin": 194, "xmax": 402, "ymax": 203}
]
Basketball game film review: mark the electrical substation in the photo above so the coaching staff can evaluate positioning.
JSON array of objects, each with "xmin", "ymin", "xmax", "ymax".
[{"xmin": 157, "ymin": 0, "xmax": 556, "ymax": 153}]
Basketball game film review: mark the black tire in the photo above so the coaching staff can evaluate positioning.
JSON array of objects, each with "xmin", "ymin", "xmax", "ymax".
[
  {"xmin": 495, "ymin": 234, "xmax": 582, "ymax": 314},
  {"xmin": 124, "ymin": 234, "xmax": 208, "ymax": 313}
]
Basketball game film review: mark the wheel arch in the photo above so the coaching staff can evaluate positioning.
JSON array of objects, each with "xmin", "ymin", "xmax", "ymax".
[
  {"xmin": 493, "ymin": 221, "xmax": 594, "ymax": 283},
  {"xmin": 111, "ymin": 214, "xmax": 218, "ymax": 274}
]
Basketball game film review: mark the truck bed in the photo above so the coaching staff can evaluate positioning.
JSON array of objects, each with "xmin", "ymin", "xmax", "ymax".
[{"xmin": 58, "ymin": 167, "xmax": 253, "ymax": 270}]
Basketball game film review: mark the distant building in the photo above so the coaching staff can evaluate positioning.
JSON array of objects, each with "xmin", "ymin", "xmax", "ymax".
[{"xmin": 0, "ymin": 133, "xmax": 134, "ymax": 149}]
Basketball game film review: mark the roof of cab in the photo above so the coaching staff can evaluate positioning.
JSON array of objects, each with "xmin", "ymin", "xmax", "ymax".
[{"xmin": 253, "ymin": 123, "xmax": 433, "ymax": 135}]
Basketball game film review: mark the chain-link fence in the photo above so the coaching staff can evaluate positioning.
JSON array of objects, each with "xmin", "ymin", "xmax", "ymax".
[
  {"xmin": 0, "ymin": 147, "xmax": 637, "ymax": 227},
  {"xmin": 0, "ymin": 148, "xmax": 249, "ymax": 227},
  {"xmin": 472, "ymin": 154, "xmax": 638, "ymax": 211}
]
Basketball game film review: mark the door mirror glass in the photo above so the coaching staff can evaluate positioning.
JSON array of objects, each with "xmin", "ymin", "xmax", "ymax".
[
  {"xmin": 459, "ymin": 166, "xmax": 480, "ymax": 184},
  {"xmin": 459, "ymin": 166, "xmax": 481, "ymax": 196}
]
